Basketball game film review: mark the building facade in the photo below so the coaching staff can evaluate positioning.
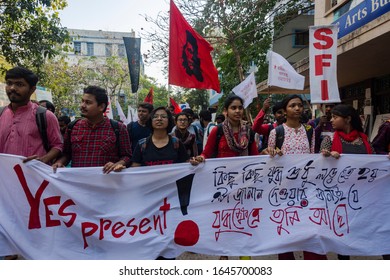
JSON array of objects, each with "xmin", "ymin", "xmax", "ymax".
[
  {"xmin": 66, "ymin": 29, "xmax": 135, "ymax": 62},
  {"xmin": 259, "ymin": 0, "xmax": 390, "ymax": 137}
]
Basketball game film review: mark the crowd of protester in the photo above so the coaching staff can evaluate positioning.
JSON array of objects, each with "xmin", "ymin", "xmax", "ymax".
[{"xmin": 1, "ymin": 66, "xmax": 389, "ymax": 260}]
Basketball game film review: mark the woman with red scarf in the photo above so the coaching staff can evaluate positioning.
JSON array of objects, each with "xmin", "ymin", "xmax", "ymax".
[
  {"xmin": 320, "ymin": 104, "xmax": 374, "ymax": 260},
  {"xmin": 320, "ymin": 104, "xmax": 374, "ymax": 158},
  {"xmin": 190, "ymin": 94, "xmax": 258, "ymax": 260}
]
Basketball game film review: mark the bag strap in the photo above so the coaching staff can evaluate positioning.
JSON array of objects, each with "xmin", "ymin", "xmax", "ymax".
[
  {"xmin": 275, "ymin": 125, "xmax": 285, "ymax": 150},
  {"xmin": 109, "ymin": 119, "xmax": 120, "ymax": 151},
  {"xmin": 35, "ymin": 106, "xmax": 50, "ymax": 152}
]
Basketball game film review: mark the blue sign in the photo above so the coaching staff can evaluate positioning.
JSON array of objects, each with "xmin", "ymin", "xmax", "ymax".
[{"xmin": 333, "ymin": 0, "xmax": 390, "ymax": 39}]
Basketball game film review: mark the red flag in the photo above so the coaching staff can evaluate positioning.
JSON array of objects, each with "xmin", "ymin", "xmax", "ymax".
[
  {"xmin": 169, "ymin": 97, "xmax": 182, "ymax": 114},
  {"xmin": 144, "ymin": 87, "xmax": 153, "ymax": 104},
  {"xmin": 169, "ymin": 0, "xmax": 220, "ymax": 92}
]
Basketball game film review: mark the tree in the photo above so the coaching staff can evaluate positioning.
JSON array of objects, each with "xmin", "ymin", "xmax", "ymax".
[
  {"xmin": 40, "ymin": 57, "xmax": 87, "ymax": 116},
  {"xmin": 0, "ymin": 0, "xmax": 69, "ymax": 73},
  {"xmin": 142, "ymin": 0, "xmax": 313, "ymax": 114},
  {"xmin": 40, "ymin": 55, "xmax": 170, "ymax": 117}
]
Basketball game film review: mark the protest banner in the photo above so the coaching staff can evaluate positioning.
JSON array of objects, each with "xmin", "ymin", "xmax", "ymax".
[{"xmin": 0, "ymin": 153, "xmax": 389, "ymax": 259}]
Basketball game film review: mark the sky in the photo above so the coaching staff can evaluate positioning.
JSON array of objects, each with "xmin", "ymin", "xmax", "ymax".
[{"xmin": 59, "ymin": 0, "xmax": 170, "ymax": 85}]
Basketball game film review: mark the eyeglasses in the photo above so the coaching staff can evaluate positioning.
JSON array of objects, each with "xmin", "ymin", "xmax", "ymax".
[
  {"xmin": 177, "ymin": 119, "xmax": 188, "ymax": 123},
  {"xmin": 152, "ymin": 114, "xmax": 168, "ymax": 120}
]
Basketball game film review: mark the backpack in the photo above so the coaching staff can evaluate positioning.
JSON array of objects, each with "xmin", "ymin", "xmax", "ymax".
[
  {"xmin": 127, "ymin": 121, "xmax": 136, "ymax": 140},
  {"xmin": 274, "ymin": 124, "xmax": 314, "ymax": 150},
  {"xmin": 211, "ymin": 124, "xmax": 255, "ymax": 158},
  {"xmin": 138, "ymin": 135, "xmax": 180, "ymax": 153},
  {"xmin": 0, "ymin": 105, "xmax": 50, "ymax": 152},
  {"xmin": 259, "ymin": 123, "xmax": 274, "ymax": 152},
  {"xmin": 67, "ymin": 118, "xmax": 121, "ymax": 151},
  {"xmin": 192, "ymin": 124, "xmax": 203, "ymax": 154}
]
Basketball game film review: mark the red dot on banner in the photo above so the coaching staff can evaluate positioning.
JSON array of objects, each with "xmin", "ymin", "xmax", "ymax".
[{"xmin": 174, "ymin": 220, "xmax": 200, "ymax": 246}]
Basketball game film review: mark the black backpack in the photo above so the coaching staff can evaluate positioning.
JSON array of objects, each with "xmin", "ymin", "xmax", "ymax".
[
  {"xmin": 211, "ymin": 124, "xmax": 255, "ymax": 158},
  {"xmin": 274, "ymin": 124, "xmax": 314, "ymax": 150},
  {"xmin": 0, "ymin": 105, "xmax": 50, "ymax": 152}
]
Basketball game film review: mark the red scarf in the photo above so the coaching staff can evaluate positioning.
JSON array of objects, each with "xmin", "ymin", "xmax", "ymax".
[{"xmin": 331, "ymin": 130, "xmax": 372, "ymax": 154}]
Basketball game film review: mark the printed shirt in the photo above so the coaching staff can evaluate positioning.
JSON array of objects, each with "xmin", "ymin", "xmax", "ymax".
[
  {"xmin": 0, "ymin": 102, "xmax": 63, "ymax": 157},
  {"xmin": 268, "ymin": 123, "xmax": 315, "ymax": 154},
  {"xmin": 64, "ymin": 118, "xmax": 131, "ymax": 167}
]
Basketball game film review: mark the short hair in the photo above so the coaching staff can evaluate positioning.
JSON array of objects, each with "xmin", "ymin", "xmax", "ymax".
[
  {"xmin": 215, "ymin": 114, "xmax": 225, "ymax": 122},
  {"xmin": 175, "ymin": 112, "xmax": 190, "ymax": 122},
  {"xmin": 331, "ymin": 104, "xmax": 363, "ymax": 132},
  {"xmin": 182, "ymin": 108, "xmax": 194, "ymax": 117},
  {"xmin": 39, "ymin": 100, "xmax": 56, "ymax": 113},
  {"xmin": 146, "ymin": 106, "xmax": 174, "ymax": 133},
  {"xmin": 58, "ymin": 115, "xmax": 71, "ymax": 125},
  {"xmin": 272, "ymin": 101, "xmax": 284, "ymax": 115},
  {"xmin": 138, "ymin": 102, "xmax": 154, "ymax": 113},
  {"xmin": 199, "ymin": 110, "xmax": 212, "ymax": 122},
  {"xmin": 5, "ymin": 66, "xmax": 39, "ymax": 87},
  {"xmin": 224, "ymin": 93, "xmax": 243, "ymax": 110},
  {"xmin": 281, "ymin": 94, "xmax": 303, "ymax": 110},
  {"xmin": 83, "ymin": 86, "xmax": 108, "ymax": 111}
]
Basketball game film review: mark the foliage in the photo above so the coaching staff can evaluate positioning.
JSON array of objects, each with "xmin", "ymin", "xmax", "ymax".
[
  {"xmin": 40, "ymin": 57, "xmax": 87, "ymax": 116},
  {"xmin": 141, "ymin": 0, "xmax": 313, "ymax": 115},
  {"xmin": 0, "ymin": 0, "xmax": 69, "ymax": 74},
  {"xmin": 40, "ymin": 55, "xmax": 170, "ymax": 117}
]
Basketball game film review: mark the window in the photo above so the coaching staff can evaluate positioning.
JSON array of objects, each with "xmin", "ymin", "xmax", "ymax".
[
  {"xmin": 118, "ymin": 44, "xmax": 126, "ymax": 57},
  {"xmin": 74, "ymin": 42, "xmax": 81, "ymax": 54},
  {"xmin": 105, "ymin": 44, "xmax": 112, "ymax": 56},
  {"xmin": 87, "ymin": 42, "xmax": 94, "ymax": 56},
  {"xmin": 293, "ymin": 29, "xmax": 309, "ymax": 48}
]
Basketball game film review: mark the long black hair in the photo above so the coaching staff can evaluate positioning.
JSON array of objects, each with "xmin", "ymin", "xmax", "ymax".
[
  {"xmin": 331, "ymin": 104, "xmax": 363, "ymax": 132},
  {"xmin": 223, "ymin": 93, "xmax": 244, "ymax": 110}
]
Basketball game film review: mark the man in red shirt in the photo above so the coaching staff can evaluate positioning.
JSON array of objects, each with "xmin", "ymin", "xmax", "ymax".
[
  {"xmin": 0, "ymin": 67, "xmax": 63, "ymax": 260},
  {"xmin": 0, "ymin": 66, "xmax": 63, "ymax": 164},
  {"xmin": 53, "ymin": 86, "xmax": 131, "ymax": 173}
]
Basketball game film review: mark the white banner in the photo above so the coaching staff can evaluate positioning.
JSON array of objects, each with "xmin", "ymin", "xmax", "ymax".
[
  {"xmin": 309, "ymin": 25, "xmax": 341, "ymax": 104},
  {"xmin": 267, "ymin": 50, "xmax": 305, "ymax": 90},
  {"xmin": 232, "ymin": 72, "xmax": 258, "ymax": 108},
  {"xmin": 0, "ymin": 153, "xmax": 389, "ymax": 259}
]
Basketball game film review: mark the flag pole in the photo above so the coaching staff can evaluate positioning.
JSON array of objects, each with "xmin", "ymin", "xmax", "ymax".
[{"xmin": 168, "ymin": 84, "xmax": 171, "ymax": 107}]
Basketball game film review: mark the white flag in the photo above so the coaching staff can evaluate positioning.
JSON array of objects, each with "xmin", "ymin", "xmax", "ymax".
[
  {"xmin": 267, "ymin": 50, "xmax": 305, "ymax": 90},
  {"xmin": 179, "ymin": 103, "xmax": 190, "ymax": 110},
  {"xmin": 309, "ymin": 25, "xmax": 341, "ymax": 104},
  {"xmin": 127, "ymin": 105, "xmax": 138, "ymax": 123},
  {"xmin": 232, "ymin": 72, "xmax": 257, "ymax": 109},
  {"xmin": 115, "ymin": 100, "xmax": 129, "ymax": 125}
]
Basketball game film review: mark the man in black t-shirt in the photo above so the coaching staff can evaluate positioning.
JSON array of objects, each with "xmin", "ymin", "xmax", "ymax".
[{"xmin": 127, "ymin": 103, "xmax": 154, "ymax": 152}]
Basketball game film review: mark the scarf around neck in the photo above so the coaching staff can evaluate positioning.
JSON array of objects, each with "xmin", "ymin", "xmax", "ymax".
[
  {"xmin": 222, "ymin": 119, "xmax": 249, "ymax": 156},
  {"xmin": 331, "ymin": 130, "xmax": 372, "ymax": 154}
]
